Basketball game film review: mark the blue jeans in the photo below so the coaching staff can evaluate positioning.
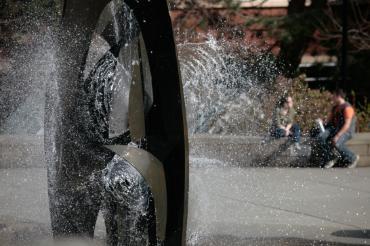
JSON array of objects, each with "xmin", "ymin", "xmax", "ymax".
[
  {"xmin": 271, "ymin": 123, "xmax": 301, "ymax": 143},
  {"xmin": 319, "ymin": 126, "xmax": 356, "ymax": 163}
]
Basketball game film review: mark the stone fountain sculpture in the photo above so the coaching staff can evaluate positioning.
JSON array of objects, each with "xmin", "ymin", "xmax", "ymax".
[{"xmin": 44, "ymin": 0, "xmax": 188, "ymax": 245}]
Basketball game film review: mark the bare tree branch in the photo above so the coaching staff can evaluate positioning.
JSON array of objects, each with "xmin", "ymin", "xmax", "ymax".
[{"xmin": 317, "ymin": 0, "xmax": 370, "ymax": 53}]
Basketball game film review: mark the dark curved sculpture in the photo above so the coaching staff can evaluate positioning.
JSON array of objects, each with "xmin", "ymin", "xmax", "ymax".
[{"xmin": 44, "ymin": 0, "xmax": 188, "ymax": 245}]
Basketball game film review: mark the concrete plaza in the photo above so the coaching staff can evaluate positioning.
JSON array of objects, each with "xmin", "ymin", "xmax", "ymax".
[
  {"xmin": 189, "ymin": 158, "xmax": 370, "ymax": 245},
  {"xmin": 0, "ymin": 162, "xmax": 369, "ymax": 245}
]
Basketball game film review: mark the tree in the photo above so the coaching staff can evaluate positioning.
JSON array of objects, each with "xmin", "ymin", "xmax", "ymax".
[
  {"xmin": 169, "ymin": 0, "xmax": 242, "ymax": 42},
  {"xmin": 317, "ymin": 0, "xmax": 370, "ymax": 53},
  {"xmin": 315, "ymin": 0, "xmax": 370, "ymax": 96},
  {"xmin": 276, "ymin": 0, "xmax": 327, "ymax": 77},
  {"xmin": 170, "ymin": 0, "xmax": 328, "ymax": 77}
]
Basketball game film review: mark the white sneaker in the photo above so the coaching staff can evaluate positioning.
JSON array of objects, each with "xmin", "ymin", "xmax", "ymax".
[
  {"xmin": 324, "ymin": 159, "xmax": 337, "ymax": 169},
  {"xmin": 348, "ymin": 155, "xmax": 360, "ymax": 168}
]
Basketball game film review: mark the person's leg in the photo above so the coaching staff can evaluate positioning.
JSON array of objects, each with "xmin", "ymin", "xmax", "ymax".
[
  {"xmin": 289, "ymin": 124, "xmax": 301, "ymax": 143},
  {"xmin": 334, "ymin": 132, "xmax": 356, "ymax": 164},
  {"xmin": 271, "ymin": 127, "xmax": 286, "ymax": 139}
]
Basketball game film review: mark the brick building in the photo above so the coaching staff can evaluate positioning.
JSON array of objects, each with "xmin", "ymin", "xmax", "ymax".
[{"xmin": 170, "ymin": 0, "xmax": 370, "ymax": 96}]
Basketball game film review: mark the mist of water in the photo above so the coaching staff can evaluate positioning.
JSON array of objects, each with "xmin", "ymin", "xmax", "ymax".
[
  {"xmin": 1, "ymin": 34, "xmax": 280, "ymax": 138},
  {"xmin": 178, "ymin": 37, "xmax": 279, "ymax": 136},
  {"xmin": 0, "ymin": 22, "xmax": 57, "ymax": 135}
]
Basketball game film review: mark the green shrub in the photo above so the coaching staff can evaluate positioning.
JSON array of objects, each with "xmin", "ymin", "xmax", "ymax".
[
  {"xmin": 357, "ymin": 99, "xmax": 370, "ymax": 132},
  {"xmin": 288, "ymin": 75, "xmax": 332, "ymax": 133}
]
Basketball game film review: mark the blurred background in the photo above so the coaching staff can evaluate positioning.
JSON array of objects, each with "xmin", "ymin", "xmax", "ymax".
[
  {"xmin": 1, "ymin": 0, "xmax": 369, "ymax": 135},
  {"xmin": 0, "ymin": 1, "xmax": 370, "ymax": 245},
  {"xmin": 169, "ymin": 0, "xmax": 370, "ymax": 133}
]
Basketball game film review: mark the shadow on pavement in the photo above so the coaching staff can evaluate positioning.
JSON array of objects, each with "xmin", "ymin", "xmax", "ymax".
[
  {"xmin": 189, "ymin": 234, "xmax": 365, "ymax": 246},
  {"xmin": 332, "ymin": 230, "xmax": 370, "ymax": 239}
]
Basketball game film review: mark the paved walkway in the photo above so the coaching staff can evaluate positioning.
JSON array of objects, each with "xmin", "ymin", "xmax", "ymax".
[
  {"xmin": 0, "ymin": 163, "xmax": 369, "ymax": 245},
  {"xmin": 189, "ymin": 158, "xmax": 370, "ymax": 245}
]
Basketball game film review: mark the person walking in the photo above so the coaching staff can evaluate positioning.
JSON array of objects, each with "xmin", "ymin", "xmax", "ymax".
[{"xmin": 318, "ymin": 89, "xmax": 359, "ymax": 168}]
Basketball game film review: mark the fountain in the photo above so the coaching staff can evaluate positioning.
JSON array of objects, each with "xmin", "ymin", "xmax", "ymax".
[
  {"xmin": 3, "ymin": 1, "xmax": 369, "ymax": 246},
  {"xmin": 44, "ymin": 0, "xmax": 188, "ymax": 245},
  {"xmin": 178, "ymin": 39, "xmax": 279, "ymax": 135},
  {"xmin": 0, "ymin": 2, "xmax": 290, "ymax": 244}
]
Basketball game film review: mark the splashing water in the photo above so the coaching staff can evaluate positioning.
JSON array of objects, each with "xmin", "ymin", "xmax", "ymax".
[
  {"xmin": 0, "ymin": 34, "xmax": 279, "ymax": 138},
  {"xmin": 0, "ymin": 25, "xmax": 57, "ymax": 135},
  {"xmin": 101, "ymin": 154, "xmax": 152, "ymax": 245},
  {"xmin": 178, "ymin": 38, "xmax": 280, "ymax": 135}
]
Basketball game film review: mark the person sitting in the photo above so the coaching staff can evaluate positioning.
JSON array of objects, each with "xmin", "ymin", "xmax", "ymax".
[
  {"xmin": 318, "ymin": 89, "xmax": 359, "ymax": 168},
  {"xmin": 271, "ymin": 95, "xmax": 301, "ymax": 150}
]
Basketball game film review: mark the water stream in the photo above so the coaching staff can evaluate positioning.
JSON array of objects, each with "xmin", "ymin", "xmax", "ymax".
[
  {"xmin": 0, "ymin": 6, "xmax": 285, "ymax": 246},
  {"xmin": 0, "ymin": 37, "xmax": 280, "ymax": 137},
  {"xmin": 178, "ymin": 38, "xmax": 279, "ymax": 135}
]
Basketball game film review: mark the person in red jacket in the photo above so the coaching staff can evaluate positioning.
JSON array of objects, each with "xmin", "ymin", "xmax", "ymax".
[{"xmin": 318, "ymin": 89, "xmax": 359, "ymax": 168}]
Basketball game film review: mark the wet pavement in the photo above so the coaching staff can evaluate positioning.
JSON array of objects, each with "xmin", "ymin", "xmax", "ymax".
[
  {"xmin": 0, "ymin": 163, "xmax": 369, "ymax": 245},
  {"xmin": 189, "ymin": 158, "xmax": 370, "ymax": 245}
]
